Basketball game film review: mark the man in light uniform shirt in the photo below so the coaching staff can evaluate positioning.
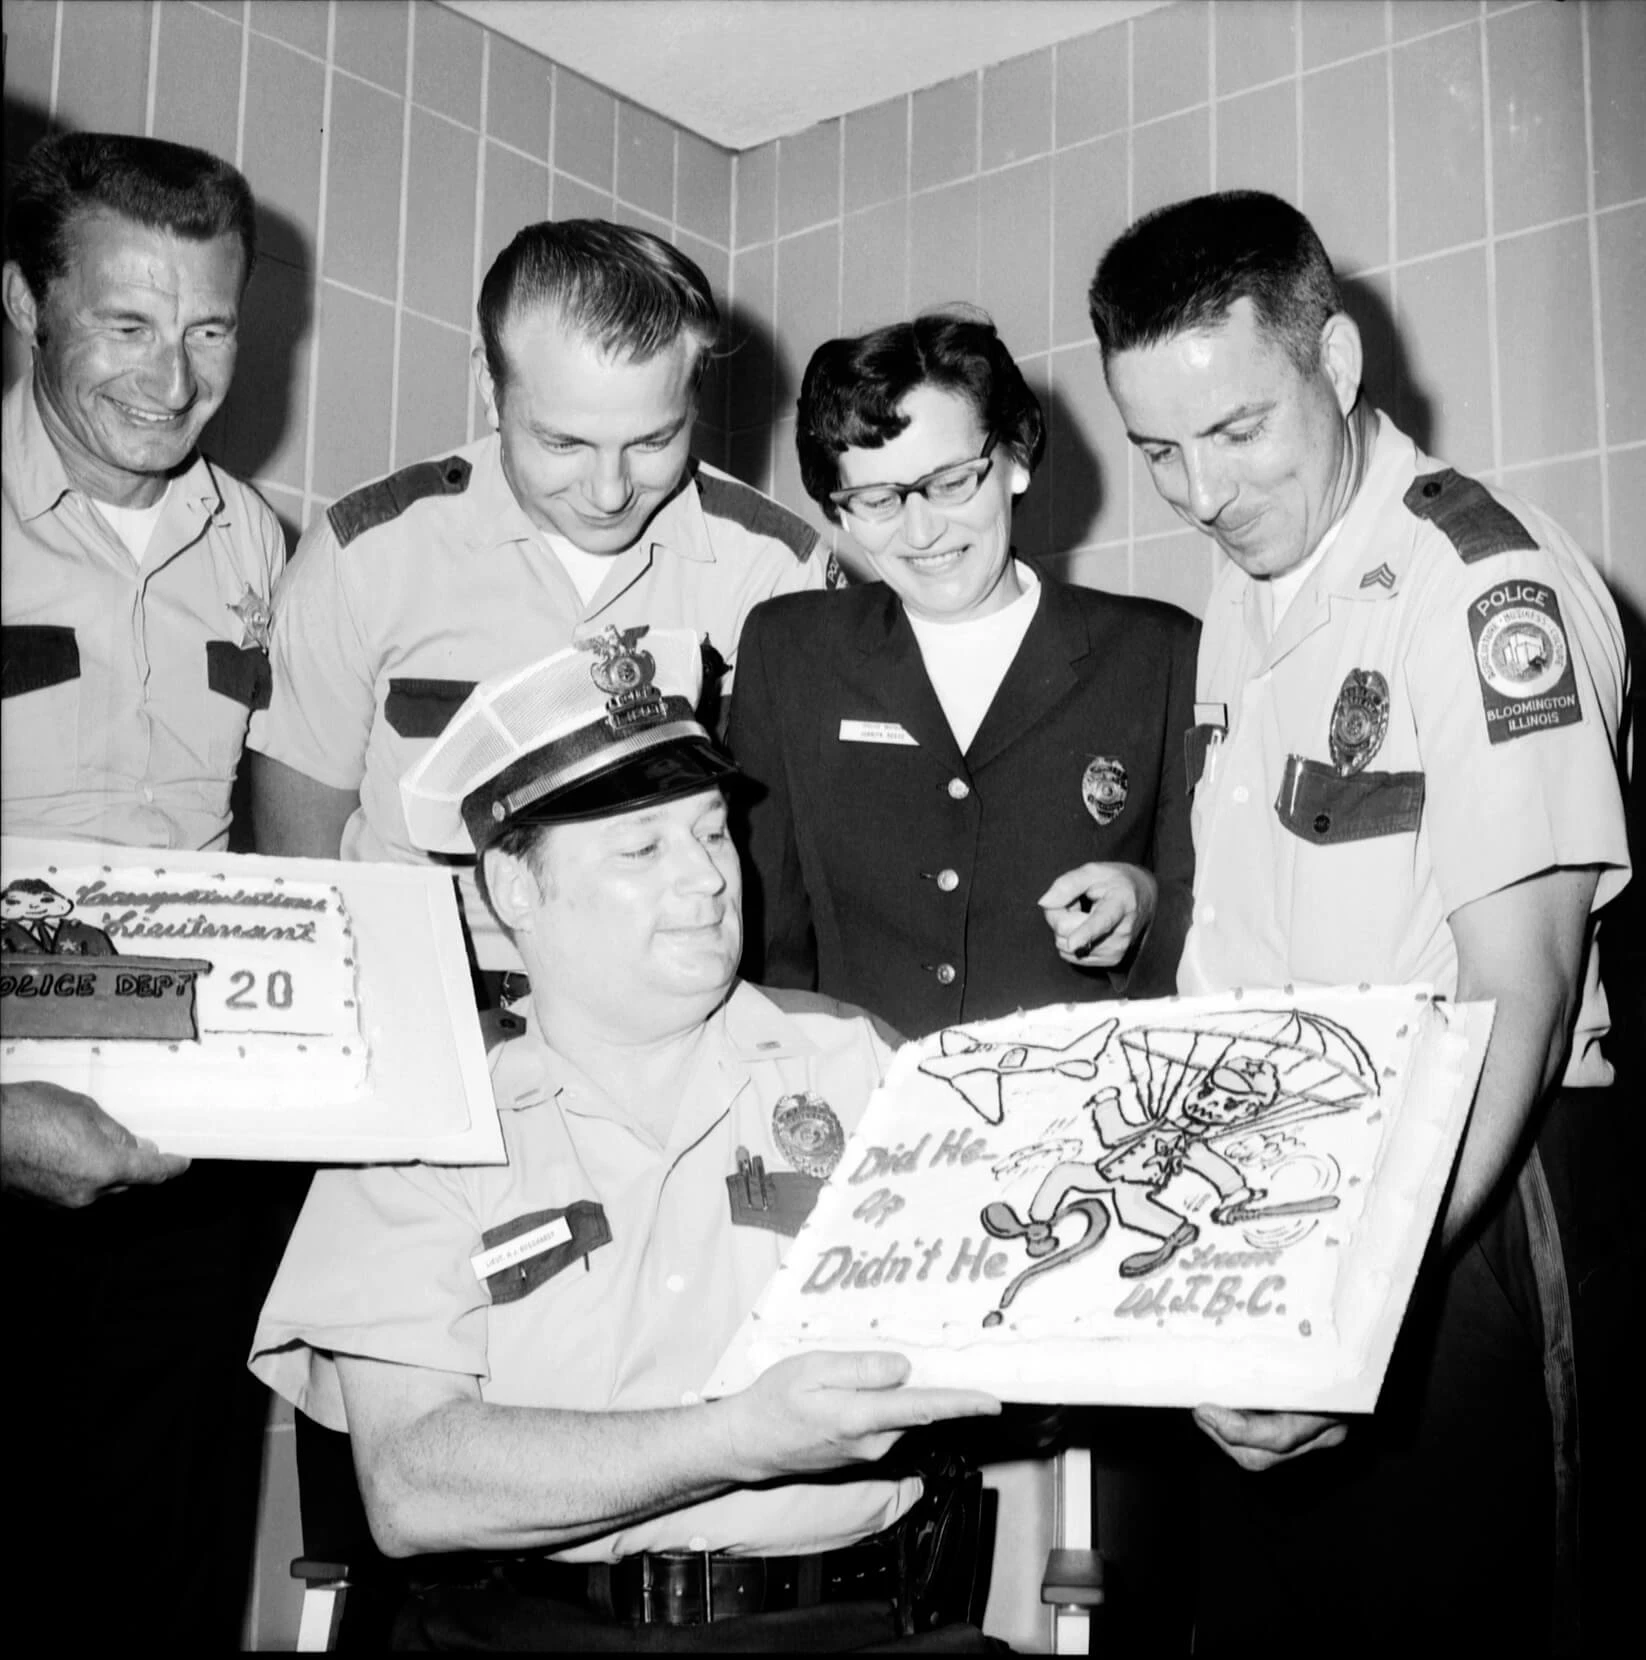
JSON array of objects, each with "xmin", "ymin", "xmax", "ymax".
[
  {"xmin": 1, "ymin": 131, "xmax": 287, "ymax": 1648},
  {"xmin": 1085, "ymin": 190, "xmax": 1631, "ymax": 1652},
  {"xmin": 252, "ymin": 629, "xmax": 1001, "ymax": 1651},
  {"xmin": 249, "ymin": 220, "xmax": 829, "ymax": 985}
]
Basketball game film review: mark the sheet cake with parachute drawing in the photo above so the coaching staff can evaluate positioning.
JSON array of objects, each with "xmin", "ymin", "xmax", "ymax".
[{"xmin": 707, "ymin": 986, "xmax": 1493, "ymax": 1411}]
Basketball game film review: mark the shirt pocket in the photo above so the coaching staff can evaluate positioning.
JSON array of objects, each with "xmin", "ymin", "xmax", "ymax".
[
  {"xmin": 1273, "ymin": 755, "xmax": 1425, "ymax": 845},
  {"xmin": 1, "ymin": 624, "xmax": 82, "ymax": 782},
  {"xmin": 1276, "ymin": 757, "xmax": 1428, "ymax": 982},
  {"xmin": 205, "ymin": 641, "xmax": 273, "ymax": 712},
  {"xmin": 384, "ymin": 677, "xmax": 476, "ymax": 739}
]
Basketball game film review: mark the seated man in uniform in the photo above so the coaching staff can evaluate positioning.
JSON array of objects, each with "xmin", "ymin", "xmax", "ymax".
[
  {"xmin": 249, "ymin": 219, "xmax": 833, "ymax": 996},
  {"xmin": 251, "ymin": 628, "xmax": 1004, "ymax": 1652}
]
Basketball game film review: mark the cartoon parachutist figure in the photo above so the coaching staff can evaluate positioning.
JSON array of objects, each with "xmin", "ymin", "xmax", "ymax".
[{"xmin": 983, "ymin": 1055, "xmax": 1281, "ymax": 1278}]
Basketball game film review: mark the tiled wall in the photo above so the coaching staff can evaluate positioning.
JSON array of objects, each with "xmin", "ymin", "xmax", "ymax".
[
  {"xmin": 721, "ymin": 0, "xmax": 1646, "ymax": 661},
  {"xmin": 6, "ymin": 0, "xmax": 1642, "ymax": 1647},
  {"xmin": 1, "ymin": 0, "xmax": 735, "ymax": 548}
]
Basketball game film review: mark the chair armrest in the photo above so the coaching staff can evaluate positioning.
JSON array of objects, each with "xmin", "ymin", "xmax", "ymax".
[
  {"xmin": 1041, "ymin": 1547, "xmax": 1105, "ymax": 1608},
  {"xmin": 291, "ymin": 1557, "xmax": 354, "ymax": 1587}
]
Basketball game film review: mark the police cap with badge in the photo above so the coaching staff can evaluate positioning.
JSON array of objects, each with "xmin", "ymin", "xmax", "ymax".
[{"xmin": 400, "ymin": 625, "xmax": 739, "ymax": 854}]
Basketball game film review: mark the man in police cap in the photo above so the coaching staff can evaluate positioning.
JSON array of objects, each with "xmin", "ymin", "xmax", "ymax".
[
  {"xmin": 1079, "ymin": 190, "xmax": 1632, "ymax": 1651},
  {"xmin": 251, "ymin": 626, "xmax": 1004, "ymax": 1651},
  {"xmin": 249, "ymin": 220, "xmax": 831, "ymax": 995}
]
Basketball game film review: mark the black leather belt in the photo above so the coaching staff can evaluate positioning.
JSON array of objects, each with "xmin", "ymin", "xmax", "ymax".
[{"xmin": 502, "ymin": 1538, "xmax": 896, "ymax": 1626}]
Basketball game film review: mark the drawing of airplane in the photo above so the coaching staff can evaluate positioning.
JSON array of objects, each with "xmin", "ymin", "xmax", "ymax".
[{"xmin": 919, "ymin": 1018, "xmax": 1119, "ymax": 1124}]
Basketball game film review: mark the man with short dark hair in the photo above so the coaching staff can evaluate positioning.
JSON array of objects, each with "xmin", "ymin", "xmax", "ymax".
[
  {"xmin": 249, "ymin": 219, "xmax": 831, "ymax": 989},
  {"xmin": 253, "ymin": 629, "xmax": 1002, "ymax": 1651},
  {"xmin": 1088, "ymin": 190, "xmax": 1630, "ymax": 1651},
  {"xmin": 1, "ymin": 130, "xmax": 286, "ymax": 1646}
]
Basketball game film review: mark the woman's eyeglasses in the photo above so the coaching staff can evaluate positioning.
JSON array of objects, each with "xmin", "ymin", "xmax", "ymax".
[{"xmin": 829, "ymin": 433, "xmax": 999, "ymax": 524}]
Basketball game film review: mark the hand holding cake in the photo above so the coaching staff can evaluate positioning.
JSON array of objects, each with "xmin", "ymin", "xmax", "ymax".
[{"xmin": 715, "ymin": 1350, "xmax": 1001, "ymax": 1483}]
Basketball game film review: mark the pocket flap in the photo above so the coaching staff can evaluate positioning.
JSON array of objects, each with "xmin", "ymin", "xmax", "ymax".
[
  {"xmin": 206, "ymin": 640, "xmax": 272, "ymax": 711},
  {"xmin": 1, "ymin": 624, "xmax": 81, "ymax": 699},
  {"xmin": 384, "ymin": 677, "xmax": 476, "ymax": 739},
  {"xmin": 475, "ymin": 1201, "xmax": 610, "ymax": 1305},
  {"xmin": 1274, "ymin": 755, "xmax": 1425, "ymax": 845}
]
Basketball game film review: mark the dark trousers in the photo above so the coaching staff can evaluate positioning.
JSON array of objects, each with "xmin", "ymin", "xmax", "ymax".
[
  {"xmin": 392, "ymin": 1586, "xmax": 1005, "ymax": 1653},
  {"xmin": 4, "ymin": 1161, "xmax": 307, "ymax": 1648},
  {"xmin": 1192, "ymin": 1088, "xmax": 1639, "ymax": 1655}
]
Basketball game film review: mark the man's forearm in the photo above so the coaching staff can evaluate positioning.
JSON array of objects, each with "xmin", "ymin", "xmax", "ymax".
[
  {"xmin": 248, "ymin": 751, "xmax": 358, "ymax": 858},
  {"xmin": 359, "ymin": 1394, "xmax": 746, "ymax": 1557},
  {"xmin": 1442, "ymin": 869, "xmax": 1595, "ymax": 1248}
]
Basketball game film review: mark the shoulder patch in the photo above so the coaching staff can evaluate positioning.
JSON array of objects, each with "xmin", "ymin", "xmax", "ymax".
[
  {"xmin": 1467, "ymin": 579, "xmax": 1583, "ymax": 744},
  {"xmin": 1403, "ymin": 469, "xmax": 1538, "ymax": 564},
  {"xmin": 327, "ymin": 455, "xmax": 472, "ymax": 547},
  {"xmin": 695, "ymin": 468, "xmax": 820, "ymax": 562}
]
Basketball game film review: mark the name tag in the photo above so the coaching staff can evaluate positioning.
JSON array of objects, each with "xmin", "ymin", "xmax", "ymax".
[
  {"xmin": 470, "ymin": 1216, "xmax": 571, "ymax": 1280},
  {"xmin": 839, "ymin": 719, "xmax": 918, "ymax": 746},
  {"xmin": 1194, "ymin": 701, "xmax": 1228, "ymax": 730}
]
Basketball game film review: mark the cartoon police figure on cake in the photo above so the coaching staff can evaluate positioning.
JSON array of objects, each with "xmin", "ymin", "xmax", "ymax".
[{"xmin": 1, "ymin": 880, "xmax": 118, "ymax": 957}]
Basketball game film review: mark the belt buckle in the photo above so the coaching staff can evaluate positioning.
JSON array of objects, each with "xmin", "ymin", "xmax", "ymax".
[{"xmin": 640, "ymin": 1549, "xmax": 716, "ymax": 1626}]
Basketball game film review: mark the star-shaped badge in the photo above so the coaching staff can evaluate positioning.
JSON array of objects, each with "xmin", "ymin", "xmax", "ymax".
[{"xmin": 229, "ymin": 586, "xmax": 273, "ymax": 651}]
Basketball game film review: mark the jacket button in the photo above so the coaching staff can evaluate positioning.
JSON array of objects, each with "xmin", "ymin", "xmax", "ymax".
[
  {"xmin": 1313, "ymin": 812, "xmax": 1332, "ymax": 834},
  {"xmin": 936, "ymin": 869, "xmax": 959, "ymax": 892},
  {"xmin": 935, "ymin": 963, "xmax": 957, "ymax": 985},
  {"xmin": 947, "ymin": 778, "xmax": 970, "ymax": 800}
]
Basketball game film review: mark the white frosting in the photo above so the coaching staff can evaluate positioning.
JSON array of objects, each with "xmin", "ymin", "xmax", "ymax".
[
  {"xmin": 1, "ymin": 861, "xmax": 366, "ymax": 1097},
  {"xmin": 722, "ymin": 988, "xmax": 1478, "ymax": 1409}
]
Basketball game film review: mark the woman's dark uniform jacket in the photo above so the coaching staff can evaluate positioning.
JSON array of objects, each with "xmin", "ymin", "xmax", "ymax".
[{"xmin": 728, "ymin": 573, "xmax": 1200, "ymax": 1038}]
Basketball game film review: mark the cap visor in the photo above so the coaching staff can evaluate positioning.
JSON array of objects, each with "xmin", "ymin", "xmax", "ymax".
[{"xmin": 501, "ymin": 737, "xmax": 740, "ymax": 829}]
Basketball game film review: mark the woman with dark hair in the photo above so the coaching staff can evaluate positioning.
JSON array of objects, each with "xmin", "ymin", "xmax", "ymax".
[{"xmin": 728, "ymin": 310, "xmax": 1200, "ymax": 1038}]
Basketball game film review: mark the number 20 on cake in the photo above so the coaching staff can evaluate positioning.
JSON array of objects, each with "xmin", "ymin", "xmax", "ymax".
[{"xmin": 707, "ymin": 988, "xmax": 1493, "ymax": 1412}]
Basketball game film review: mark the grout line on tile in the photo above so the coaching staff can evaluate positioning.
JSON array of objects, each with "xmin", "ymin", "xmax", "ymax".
[
  {"xmin": 834, "ymin": 114, "xmax": 846, "ymax": 341},
  {"xmin": 902, "ymin": 93, "xmax": 914, "ymax": 317},
  {"xmin": 1383, "ymin": 0, "xmax": 1399, "ymax": 336},
  {"xmin": 387, "ymin": 0, "xmax": 418, "ymax": 470},
  {"xmin": 234, "ymin": 0, "xmax": 251, "ymax": 170},
  {"xmin": 469, "ymin": 23, "xmax": 493, "ymax": 452},
  {"xmin": 1477, "ymin": 8, "xmax": 1504, "ymax": 478},
  {"xmin": 1205, "ymin": 0, "xmax": 1217, "ymax": 184},
  {"xmin": 47, "ymin": 0, "xmax": 62, "ymax": 125},
  {"xmin": 296, "ymin": 1, "xmax": 339, "ymax": 530},
  {"xmin": 143, "ymin": 3, "xmax": 160, "ymax": 136},
  {"xmin": 1293, "ymin": 0, "xmax": 1304, "ymax": 204},
  {"xmin": 1577, "ymin": 0, "xmax": 1613, "ymax": 577}
]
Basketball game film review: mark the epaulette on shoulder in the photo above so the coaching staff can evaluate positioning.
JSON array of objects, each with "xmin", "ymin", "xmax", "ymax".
[
  {"xmin": 327, "ymin": 455, "xmax": 472, "ymax": 547},
  {"xmin": 695, "ymin": 468, "xmax": 820, "ymax": 562},
  {"xmin": 1402, "ymin": 468, "xmax": 1539, "ymax": 564}
]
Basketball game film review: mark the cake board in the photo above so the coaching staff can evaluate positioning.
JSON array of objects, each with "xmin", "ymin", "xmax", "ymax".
[{"xmin": 1, "ymin": 835, "xmax": 504, "ymax": 1164}]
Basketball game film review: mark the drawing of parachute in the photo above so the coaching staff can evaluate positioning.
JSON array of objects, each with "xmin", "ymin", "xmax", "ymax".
[{"xmin": 1118, "ymin": 1008, "xmax": 1378, "ymax": 1140}]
